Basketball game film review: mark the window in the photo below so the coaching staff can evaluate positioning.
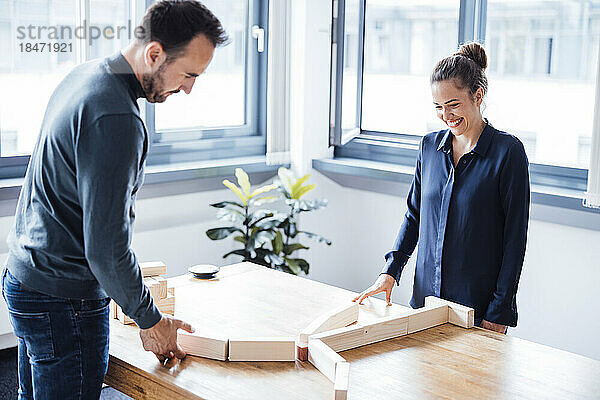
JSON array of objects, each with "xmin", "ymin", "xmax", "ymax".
[
  {"xmin": 361, "ymin": 0, "xmax": 459, "ymax": 134},
  {"xmin": 148, "ymin": 0, "xmax": 267, "ymax": 165},
  {"xmin": 0, "ymin": 0, "xmax": 78, "ymax": 158},
  {"xmin": 332, "ymin": 0, "xmax": 598, "ymax": 189},
  {"xmin": 154, "ymin": 0, "xmax": 248, "ymax": 132},
  {"xmin": 88, "ymin": 0, "xmax": 131, "ymax": 60},
  {"xmin": 0, "ymin": 0, "xmax": 268, "ymax": 177},
  {"xmin": 485, "ymin": 0, "xmax": 600, "ymax": 169}
]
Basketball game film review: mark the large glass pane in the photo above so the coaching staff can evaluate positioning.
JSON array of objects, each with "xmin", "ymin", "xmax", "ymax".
[
  {"xmin": 361, "ymin": 0, "xmax": 459, "ymax": 134},
  {"xmin": 485, "ymin": 0, "xmax": 600, "ymax": 168},
  {"xmin": 154, "ymin": 0, "xmax": 247, "ymax": 132},
  {"xmin": 0, "ymin": 0, "xmax": 77, "ymax": 156},
  {"xmin": 88, "ymin": 0, "xmax": 130, "ymax": 60}
]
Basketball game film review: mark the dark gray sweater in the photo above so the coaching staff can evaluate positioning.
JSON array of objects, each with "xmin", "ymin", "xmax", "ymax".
[{"xmin": 6, "ymin": 52, "xmax": 161, "ymax": 329}]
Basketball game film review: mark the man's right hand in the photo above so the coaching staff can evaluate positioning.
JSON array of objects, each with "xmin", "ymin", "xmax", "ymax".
[
  {"xmin": 352, "ymin": 274, "xmax": 396, "ymax": 305},
  {"xmin": 139, "ymin": 314, "xmax": 195, "ymax": 363}
]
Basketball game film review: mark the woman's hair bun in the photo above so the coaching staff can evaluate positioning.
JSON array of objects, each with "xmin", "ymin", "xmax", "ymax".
[{"xmin": 455, "ymin": 42, "xmax": 487, "ymax": 70}]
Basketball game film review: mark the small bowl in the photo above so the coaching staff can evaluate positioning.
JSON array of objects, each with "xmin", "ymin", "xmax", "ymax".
[{"xmin": 188, "ymin": 264, "xmax": 220, "ymax": 279}]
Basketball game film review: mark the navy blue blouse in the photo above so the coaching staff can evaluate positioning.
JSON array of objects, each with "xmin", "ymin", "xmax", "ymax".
[{"xmin": 382, "ymin": 122, "xmax": 530, "ymax": 327}]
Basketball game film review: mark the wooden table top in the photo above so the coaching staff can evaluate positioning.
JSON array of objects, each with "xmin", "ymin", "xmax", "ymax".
[{"xmin": 106, "ymin": 263, "xmax": 600, "ymax": 400}]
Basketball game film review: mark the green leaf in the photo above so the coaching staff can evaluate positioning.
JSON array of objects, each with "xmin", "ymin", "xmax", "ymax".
[
  {"xmin": 249, "ymin": 212, "xmax": 274, "ymax": 227},
  {"xmin": 297, "ymin": 231, "xmax": 332, "ymax": 245},
  {"xmin": 223, "ymin": 249, "xmax": 249, "ymax": 259},
  {"xmin": 249, "ymin": 183, "xmax": 278, "ymax": 199},
  {"xmin": 246, "ymin": 230, "xmax": 276, "ymax": 251},
  {"xmin": 283, "ymin": 243, "xmax": 309, "ymax": 255},
  {"xmin": 206, "ymin": 227, "xmax": 243, "ymax": 240},
  {"xmin": 294, "ymin": 184, "xmax": 316, "ymax": 199},
  {"xmin": 249, "ymin": 250, "xmax": 272, "ymax": 268},
  {"xmin": 250, "ymin": 195, "xmax": 279, "ymax": 207},
  {"xmin": 291, "ymin": 174, "xmax": 311, "ymax": 198},
  {"xmin": 263, "ymin": 252, "xmax": 284, "ymax": 266},
  {"xmin": 278, "ymin": 167, "xmax": 295, "ymax": 195},
  {"xmin": 286, "ymin": 258, "xmax": 310, "ymax": 275},
  {"xmin": 210, "ymin": 201, "xmax": 245, "ymax": 209},
  {"xmin": 222, "ymin": 180, "xmax": 247, "ymax": 205},
  {"xmin": 235, "ymin": 168, "xmax": 251, "ymax": 197},
  {"xmin": 293, "ymin": 258, "xmax": 310, "ymax": 274},
  {"xmin": 284, "ymin": 257, "xmax": 302, "ymax": 275},
  {"xmin": 216, "ymin": 208, "xmax": 245, "ymax": 223},
  {"xmin": 272, "ymin": 231, "xmax": 284, "ymax": 254},
  {"xmin": 297, "ymin": 199, "xmax": 328, "ymax": 212},
  {"xmin": 254, "ymin": 213, "xmax": 288, "ymax": 230},
  {"xmin": 233, "ymin": 235, "xmax": 246, "ymax": 244}
]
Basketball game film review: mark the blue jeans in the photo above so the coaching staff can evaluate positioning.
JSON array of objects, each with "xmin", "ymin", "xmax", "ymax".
[{"xmin": 2, "ymin": 268, "xmax": 110, "ymax": 400}]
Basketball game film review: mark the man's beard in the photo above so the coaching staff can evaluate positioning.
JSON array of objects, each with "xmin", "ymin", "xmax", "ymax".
[{"xmin": 141, "ymin": 62, "xmax": 170, "ymax": 103}]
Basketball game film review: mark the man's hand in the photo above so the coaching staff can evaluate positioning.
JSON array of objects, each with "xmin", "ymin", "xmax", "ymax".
[
  {"xmin": 481, "ymin": 319, "xmax": 507, "ymax": 334},
  {"xmin": 139, "ymin": 315, "xmax": 195, "ymax": 363},
  {"xmin": 352, "ymin": 274, "xmax": 396, "ymax": 305}
]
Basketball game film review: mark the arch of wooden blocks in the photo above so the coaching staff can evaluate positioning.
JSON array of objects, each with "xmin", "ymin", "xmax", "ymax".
[
  {"xmin": 304, "ymin": 296, "xmax": 474, "ymax": 399},
  {"xmin": 175, "ymin": 296, "xmax": 474, "ymax": 400}
]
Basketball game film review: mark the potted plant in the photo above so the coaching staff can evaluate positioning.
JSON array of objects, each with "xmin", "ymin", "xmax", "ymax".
[{"xmin": 206, "ymin": 167, "xmax": 331, "ymax": 275}]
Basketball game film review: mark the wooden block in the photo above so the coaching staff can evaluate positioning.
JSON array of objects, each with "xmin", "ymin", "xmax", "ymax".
[
  {"xmin": 407, "ymin": 304, "xmax": 449, "ymax": 334},
  {"xmin": 140, "ymin": 261, "xmax": 167, "ymax": 277},
  {"xmin": 143, "ymin": 277, "xmax": 161, "ymax": 300},
  {"xmin": 296, "ymin": 345, "xmax": 308, "ymax": 361},
  {"xmin": 156, "ymin": 293, "xmax": 175, "ymax": 315},
  {"xmin": 308, "ymin": 339, "xmax": 345, "ymax": 383},
  {"xmin": 229, "ymin": 338, "xmax": 296, "ymax": 361},
  {"xmin": 116, "ymin": 305, "xmax": 135, "ymax": 325},
  {"xmin": 313, "ymin": 314, "xmax": 408, "ymax": 353},
  {"xmin": 299, "ymin": 302, "xmax": 359, "ymax": 347},
  {"xmin": 157, "ymin": 305, "xmax": 174, "ymax": 315},
  {"xmin": 167, "ymin": 286, "xmax": 175, "ymax": 296},
  {"xmin": 177, "ymin": 331, "xmax": 229, "ymax": 361},
  {"xmin": 154, "ymin": 277, "xmax": 168, "ymax": 299},
  {"xmin": 334, "ymin": 361, "xmax": 349, "ymax": 400},
  {"xmin": 425, "ymin": 296, "xmax": 474, "ymax": 328},
  {"xmin": 110, "ymin": 300, "xmax": 118, "ymax": 319},
  {"xmin": 155, "ymin": 293, "xmax": 174, "ymax": 308}
]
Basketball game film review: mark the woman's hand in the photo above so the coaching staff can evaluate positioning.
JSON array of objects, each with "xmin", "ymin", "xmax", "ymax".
[
  {"xmin": 352, "ymin": 274, "xmax": 396, "ymax": 306},
  {"xmin": 481, "ymin": 319, "xmax": 507, "ymax": 334}
]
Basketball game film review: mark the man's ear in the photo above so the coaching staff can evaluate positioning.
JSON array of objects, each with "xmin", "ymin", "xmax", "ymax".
[{"xmin": 143, "ymin": 41, "xmax": 166, "ymax": 71}]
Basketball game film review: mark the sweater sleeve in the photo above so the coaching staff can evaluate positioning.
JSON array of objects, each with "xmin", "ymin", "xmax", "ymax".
[{"xmin": 75, "ymin": 114, "xmax": 161, "ymax": 329}]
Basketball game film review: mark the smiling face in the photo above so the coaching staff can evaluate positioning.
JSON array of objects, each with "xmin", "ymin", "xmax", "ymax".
[
  {"xmin": 141, "ymin": 34, "xmax": 215, "ymax": 103},
  {"xmin": 431, "ymin": 79, "xmax": 484, "ymax": 137}
]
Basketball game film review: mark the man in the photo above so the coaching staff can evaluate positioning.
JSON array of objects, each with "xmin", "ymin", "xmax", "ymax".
[{"xmin": 1, "ymin": 1, "xmax": 228, "ymax": 398}]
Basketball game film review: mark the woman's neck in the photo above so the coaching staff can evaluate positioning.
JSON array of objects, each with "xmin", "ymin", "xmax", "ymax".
[{"xmin": 454, "ymin": 117, "xmax": 486, "ymax": 151}]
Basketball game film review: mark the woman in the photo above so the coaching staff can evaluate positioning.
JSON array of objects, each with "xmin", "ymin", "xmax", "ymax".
[{"xmin": 353, "ymin": 42, "xmax": 530, "ymax": 333}]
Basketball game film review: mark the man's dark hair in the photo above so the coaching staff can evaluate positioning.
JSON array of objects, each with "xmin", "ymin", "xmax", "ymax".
[{"xmin": 136, "ymin": 0, "xmax": 228, "ymax": 59}]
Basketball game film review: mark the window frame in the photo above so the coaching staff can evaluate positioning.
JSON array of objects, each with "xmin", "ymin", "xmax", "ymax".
[
  {"xmin": 331, "ymin": 0, "xmax": 591, "ymax": 193},
  {"xmin": 0, "ymin": 0, "xmax": 269, "ymax": 178}
]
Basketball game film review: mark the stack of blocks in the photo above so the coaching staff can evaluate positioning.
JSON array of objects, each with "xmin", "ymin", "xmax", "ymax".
[{"xmin": 111, "ymin": 261, "xmax": 176, "ymax": 325}]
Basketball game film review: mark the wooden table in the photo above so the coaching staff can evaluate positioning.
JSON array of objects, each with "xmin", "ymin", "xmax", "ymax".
[{"xmin": 105, "ymin": 263, "xmax": 600, "ymax": 400}]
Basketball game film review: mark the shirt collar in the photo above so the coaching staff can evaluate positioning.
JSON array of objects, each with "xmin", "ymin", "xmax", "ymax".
[
  {"xmin": 436, "ymin": 119, "xmax": 494, "ymax": 157},
  {"xmin": 437, "ymin": 130, "xmax": 453, "ymax": 154},
  {"xmin": 105, "ymin": 52, "xmax": 146, "ymax": 100},
  {"xmin": 472, "ymin": 120, "xmax": 493, "ymax": 157}
]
